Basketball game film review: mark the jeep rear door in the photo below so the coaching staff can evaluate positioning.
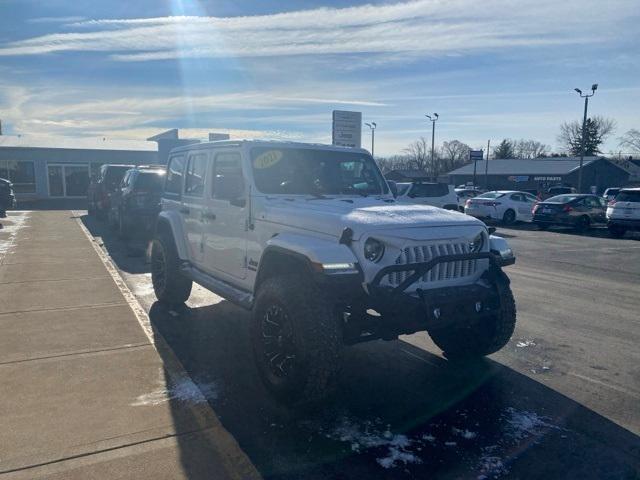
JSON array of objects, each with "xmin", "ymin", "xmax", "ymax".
[{"xmin": 202, "ymin": 150, "xmax": 248, "ymax": 281}]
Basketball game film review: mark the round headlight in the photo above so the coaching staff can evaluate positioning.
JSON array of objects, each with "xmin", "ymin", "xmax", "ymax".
[
  {"xmin": 469, "ymin": 232, "xmax": 484, "ymax": 252},
  {"xmin": 364, "ymin": 238, "xmax": 385, "ymax": 262}
]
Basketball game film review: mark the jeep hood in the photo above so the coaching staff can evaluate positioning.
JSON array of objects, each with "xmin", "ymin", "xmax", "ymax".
[{"xmin": 259, "ymin": 197, "xmax": 484, "ymax": 240}]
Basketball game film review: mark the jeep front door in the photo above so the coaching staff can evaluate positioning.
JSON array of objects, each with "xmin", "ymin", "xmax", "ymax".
[
  {"xmin": 202, "ymin": 151, "xmax": 247, "ymax": 280},
  {"xmin": 182, "ymin": 152, "xmax": 208, "ymax": 267}
]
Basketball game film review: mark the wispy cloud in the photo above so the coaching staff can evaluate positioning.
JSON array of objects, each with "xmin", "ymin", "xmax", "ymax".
[
  {"xmin": 1, "ymin": 0, "xmax": 633, "ymax": 61},
  {"xmin": 27, "ymin": 16, "xmax": 86, "ymax": 24}
]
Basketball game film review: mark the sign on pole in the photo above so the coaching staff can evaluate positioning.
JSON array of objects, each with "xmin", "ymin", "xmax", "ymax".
[
  {"xmin": 470, "ymin": 150, "xmax": 483, "ymax": 186},
  {"xmin": 332, "ymin": 110, "xmax": 362, "ymax": 148},
  {"xmin": 469, "ymin": 150, "xmax": 483, "ymax": 162}
]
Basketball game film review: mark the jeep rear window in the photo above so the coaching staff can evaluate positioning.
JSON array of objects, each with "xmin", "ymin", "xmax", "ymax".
[
  {"xmin": 616, "ymin": 191, "xmax": 640, "ymax": 202},
  {"xmin": 250, "ymin": 148, "xmax": 388, "ymax": 195},
  {"xmin": 410, "ymin": 183, "xmax": 449, "ymax": 197},
  {"xmin": 135, "ymin": 171, "xmax": 165, "ymax": 191}
]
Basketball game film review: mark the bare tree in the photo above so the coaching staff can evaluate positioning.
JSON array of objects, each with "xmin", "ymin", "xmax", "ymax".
[
  {"xmin": 558, "ymin": 116, "xmax": 616, "ymax": 155},
  {"xmin": 514, "ymin": 139, "xmax": 549, "ymax": 159},
  {"xmin": 440, "ymin": 140, "xmax": 471, "ymax": 172},
  {"xmin": 375, "ymin": 155, "xmax": 411, "ymax": 173},
  {"xmin": 403, "ymin": 137, "xmax": 430, "ymax": 172},
  {"xmin": 618, "ymin": 129, "xmax": 640, "ymax": 153}
]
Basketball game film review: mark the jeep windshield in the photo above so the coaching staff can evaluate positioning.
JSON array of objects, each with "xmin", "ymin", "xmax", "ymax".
[{"xmin": 250, "ymin": 147, "xmax": 388, "ymax": 196}]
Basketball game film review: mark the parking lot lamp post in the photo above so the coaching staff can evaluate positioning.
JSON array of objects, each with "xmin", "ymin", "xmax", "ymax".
[
  {"xmin": 574, "ymin": 84, "xmax": 597, "ymax": 193},
  {"xmin": 365, "ymin": 122, "xmax": 377, "ymax": 157},
  {"xmin": 425, "ymin": 113, "xmax": 439, "ymax": 175}
]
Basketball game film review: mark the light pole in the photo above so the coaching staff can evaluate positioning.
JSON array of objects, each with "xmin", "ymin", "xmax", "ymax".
[
  {"xmin": 364, "ymin": 122, "xmax": 377, "ymax": 156},
  {"xmin": 425, "ymin": 114, "xmax": 439, "ymax": 171},
  {"xmin": 574, "ymin": 84, "xmax": 597, "ymax": 193}
]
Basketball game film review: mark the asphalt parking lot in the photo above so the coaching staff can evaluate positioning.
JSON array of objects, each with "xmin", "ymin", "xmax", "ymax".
[{"xmin": 78, "ymin": 217, "xmax": 640, "ymax": 479}]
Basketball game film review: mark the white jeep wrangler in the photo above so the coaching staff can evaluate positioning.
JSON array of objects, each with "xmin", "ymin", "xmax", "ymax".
[{"xmin": 151, "ymin": 140, "xmax": 517, "ymax": 405}]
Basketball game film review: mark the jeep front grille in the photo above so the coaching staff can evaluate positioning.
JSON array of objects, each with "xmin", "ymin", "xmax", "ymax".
[{"xmin": 386, "ymin": 243, "xmax": 478, "ymax": 287}]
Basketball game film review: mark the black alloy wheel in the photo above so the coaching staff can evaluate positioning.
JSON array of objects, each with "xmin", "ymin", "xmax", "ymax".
[{"xmin": 260, "ymin": 304, "xmax": 297, "ymax": 381}]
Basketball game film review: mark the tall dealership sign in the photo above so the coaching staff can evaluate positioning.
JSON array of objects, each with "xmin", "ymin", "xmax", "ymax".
[{"xmin": 332, "ymin": 110, "xmax": 362, "ymax": 148}]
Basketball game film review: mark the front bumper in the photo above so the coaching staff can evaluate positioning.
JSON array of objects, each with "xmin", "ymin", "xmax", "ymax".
[
  {"xmin": 607, "ymin": 217, "xmax": 640, "ymax": 229},
  {"xmin": 369, "ymin": 251, "xmax": 512, "ymax": 294}
]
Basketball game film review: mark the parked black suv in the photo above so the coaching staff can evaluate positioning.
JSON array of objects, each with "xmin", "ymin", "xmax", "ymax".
[
  {"xmin": 111, "ymin": 166, "xmax": 165, "ymax": 239},
  {"xmin": 0, "ymin": 178, "xmax": 16, "ymax": 218},
  {"xmin": 88, "ymin": 164, "xmax": 134, "ymax": 218}
]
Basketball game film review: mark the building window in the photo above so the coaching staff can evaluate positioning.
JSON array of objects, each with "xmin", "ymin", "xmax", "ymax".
[{"xmin": 0, "ymin": 160, "xmax": 36, "ymax": 193}]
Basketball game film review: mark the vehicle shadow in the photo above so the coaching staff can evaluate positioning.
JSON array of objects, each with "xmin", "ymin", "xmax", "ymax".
[
  {"xmin": 79, "ymin": 213, "xmax": 151, "ymax": 274},
  {"xmin": 148, "ymin": 299, "xmax": 640, "ymax": 480}
]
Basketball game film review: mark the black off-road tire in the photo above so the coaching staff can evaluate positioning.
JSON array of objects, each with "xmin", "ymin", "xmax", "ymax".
[
  {"xmin": 608, "ymin": 225, "xmax": 626, "ymax": 238},
  {"xmin": 428, "ymin": 275, "xmax": 516, "ymax": 360},
  {"xmin": 151, "ymin": 232, "xmax": 192, "ymax": 306},
  {"xmin": 251, "ymin": 274, "xmax": 342, "ymax": 406},
  {"xmin": 502, "ymin": 209, "xmax": 516, "ymax": 225}
]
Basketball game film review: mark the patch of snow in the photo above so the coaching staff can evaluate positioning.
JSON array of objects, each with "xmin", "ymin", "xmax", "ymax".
[
  {"xmin": 516, "ymin": 340, "xmax": 536, "ymax": 348},
  {"xmin": 503, "ymin": 407, "xmax": 556, "ymax": 441},
  {"xmin": 421, "ymin": 433, "xmax": 436, "ymax": 442},
  {"xmin": 477, "ymin": 449, "xmax": 508, "ymax": 479},
  {"xmin": 444, "ymin": 441, "xmax": 457, "ymax": 447},
  {"xmin": 474, "ymin": 408, "xmax": 559, "ymax": 478},
  {"xmin": 0, "ymin": 213, "xmax": 29, "ymax": 261},
  {"xmin": 452, "ymin": 427, "xmax": 477, "ymax": 440},
  {"xmin": 132, "ymin": 374, "xmax": 218, "ymax": 407},
  {"xmin": 326, "ymin": 418, "xmax": 423, "ymax": 469}
]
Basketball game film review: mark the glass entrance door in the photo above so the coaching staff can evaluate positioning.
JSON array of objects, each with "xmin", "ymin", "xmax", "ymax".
[
  {"xmin": 65, "ymin": 165, "xmax": 90, "ymax": 196},
  {"xmin": 48, "ymin": 164, "xmax": 90, "ymax": 197},
  {"xmin": 48, "ymin": 165, "xmax": 64, "ymax": 197}
]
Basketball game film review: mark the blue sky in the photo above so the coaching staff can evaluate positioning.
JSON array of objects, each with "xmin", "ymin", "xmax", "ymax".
[{"xmin": 1, "ymin": 0, "xmax": 638, "ymax": 156}]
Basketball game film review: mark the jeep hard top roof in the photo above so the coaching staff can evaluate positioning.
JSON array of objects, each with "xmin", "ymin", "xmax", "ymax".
[{"xmin": 169, "ymin": 139, "xmax": 370, "ymax": 156}]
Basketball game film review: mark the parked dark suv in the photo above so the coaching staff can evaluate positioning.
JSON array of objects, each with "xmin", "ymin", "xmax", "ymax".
[
  {"xmin": 111, "ymin": 166, "xmax": 165, "ymax": 239},
  {"xmin": 88, "ymin": 164, "xmax": 134, "ymax": 218},
  {"xmin": 0, "ymin": 178, "xmax": 16, "ymax": 218},
  {"xmin": 532, "ymin": 194, "xmax": 606, "ymax": 231}
]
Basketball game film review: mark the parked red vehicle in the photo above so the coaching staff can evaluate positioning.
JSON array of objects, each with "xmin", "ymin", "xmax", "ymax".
[{"xmin": 87, "ymin": 164, "xmax": 134, "ymax": 218}]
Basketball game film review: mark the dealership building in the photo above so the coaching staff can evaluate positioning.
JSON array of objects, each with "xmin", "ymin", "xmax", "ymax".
[
  {"xmin": 446, "ymin": 156, "xmax": 630, "ymax": 194},
  {"xmin": 0, "ymin": 135, "xmax": 158, "ymax": 202}
]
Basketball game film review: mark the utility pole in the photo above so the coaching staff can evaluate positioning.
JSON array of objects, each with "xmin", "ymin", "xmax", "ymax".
[
  {"xmin": 364, "ymin": 122, "xmax": 377, "ymax": 157},
  {"xmin": 484, "ymin": 139, "xmax": 490, "ymax": 190},
  {"xmin": 574, "ymin": 84, "xmax": 597, "ymax": 193},
  {"xmin": 425, "ymin": 113, "xmax": 439, "ymax": 177}
]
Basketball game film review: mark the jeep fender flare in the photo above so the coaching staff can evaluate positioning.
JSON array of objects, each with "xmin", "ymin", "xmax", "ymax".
[
  {"xmin": 155, "ymin": 210, "xmax": 190, "ymax": 261},
  {"xmin": 255, "ymin": 232, "xmax": 359, "ymax": 289}
]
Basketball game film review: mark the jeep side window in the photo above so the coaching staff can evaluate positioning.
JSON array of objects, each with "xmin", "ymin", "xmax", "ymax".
[
  {"xmin": 184, "ymin": 154, "xmax": 207, "ymax": 197},
  {"xmin": 165, "ymin": 155, "xmax": 186, "ymax": 197},
  {"xmin": 212, "ymin": 152, "xmax": 244, "ymax": 202}
]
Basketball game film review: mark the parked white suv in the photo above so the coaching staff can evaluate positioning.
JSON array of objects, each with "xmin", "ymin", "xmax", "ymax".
[
  {"xmin": 606, "ymin": 187, "xmax": 640, "ymax": 238},
  {"xmin": 395, "ymin": 182, "xmax": 459, "ymax": 210},
  {"xmin": 151, "ymin": 141, "xmax": 517, "ymax": 405}
]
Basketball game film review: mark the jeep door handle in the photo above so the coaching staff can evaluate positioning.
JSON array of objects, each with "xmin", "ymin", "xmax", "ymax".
[
  {"xmin": 202, "ymin": 212, "xmax": 216, "ymax": 221},
  {"xmin": 179, "ymin": 207, "xmax": 190, "ymax": 214}
]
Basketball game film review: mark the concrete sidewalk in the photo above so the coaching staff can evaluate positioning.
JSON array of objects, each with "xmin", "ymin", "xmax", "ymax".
[{"xmin": 0, "ymin": 211, "xmax": 260, "ymax": 480}]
